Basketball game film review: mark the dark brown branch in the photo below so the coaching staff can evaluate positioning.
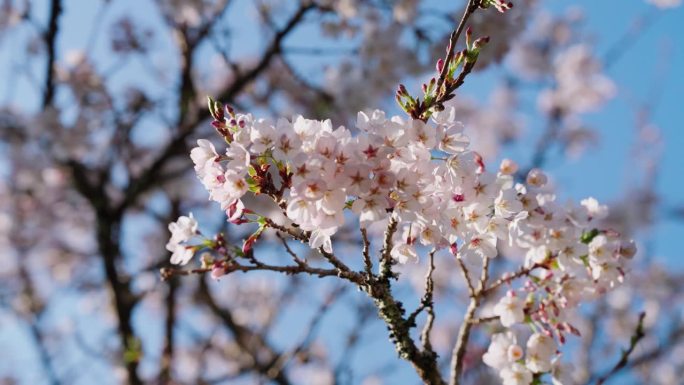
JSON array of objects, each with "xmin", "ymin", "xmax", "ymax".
[
  {"xmin": 214, "ymin": 2, "xmax": 316, "ymax": 105},
  {"xmin": 41, "ymin": 0, "xmax": 63, "ymax": 108},
  {"xmin": 277, "ymin": 232, "xmax": 307, "ymax": 266},
  {"xmin": 159, "ymin": 275, "xmax": 178, "ymax": 383},
  {"xmin": 67, "ymin": 160, "xmax": 142, "ymax": 385}
]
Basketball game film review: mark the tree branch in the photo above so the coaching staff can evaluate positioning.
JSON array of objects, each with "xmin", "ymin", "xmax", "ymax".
[
  {"xmin": 41, "ymin": 0, "xmax": 63, "ymax": 108},
  {"xmin": 594, "ymin": 312, "xmax": 647, "ymax": 385},
  {"xmin": 119, "ymin": 2, "xmax": 318, "ymax": 214},
  {"xmin": 360, "ymin": 228, "xmax": 373, "ymax": 278},
  {"xmin": 434, "ymin": 0, "xmax": 480, "ymax": 94},
  {"xmin": 198, "ymin": 278, "xmax": 292, "ymax": 385},
  {"xmin": 379, "ymin": 216, "xmax": 398, "ymax": 281},
  {"xmin": 449, "ymin": 255, "xmax": 491, "ymax": 385}
]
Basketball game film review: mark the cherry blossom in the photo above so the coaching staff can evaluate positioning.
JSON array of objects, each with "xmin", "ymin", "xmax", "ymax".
[
  {"xmin": 494, "ymin": 292, "xmax": 526, "ymax": 327},
  {"xmin": 166, "ymin": 213, "xmax": 199, "ymax": 265}
]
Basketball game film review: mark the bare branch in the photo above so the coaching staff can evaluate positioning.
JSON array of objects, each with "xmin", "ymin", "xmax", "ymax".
[
  {"xmin": 481, "ymin": 262, "xmax": 545, "ymax": 297},
  {"xmin": 420, "ymin": 249, "xmax": 438, "ymax": 354},
  {"xmin": 456, "ymin": 257, "xmax": 476, "ymax": 298},
  {"xmin": 360, "ymin": 228, "xmax": 373, "ymax": 277},
  {"xmin": 379, "ymin": 215, "xmax": 398, "ymax": 281},
  {"xmin": 198, "ymin": 278, "xmax": 292, "ymax": 385},
  {"xmin": 264, "ymin": 219, "xmax": 359, "ymax": 280},
  {"xmin": 449, "ymin": 255, "xmax": 491, "ymax": 385},
  {"xmin": 41, "ymin": 0, "xmax": 63, "ymax": 108},
  {"xmin": 594, "ymin": 312, "xmax": 647, "ymax": 385},
  {"xmin": 270, "ymin": 285, "xmax": 347, "ymax": 375},
  {"xmin": 159, "ymin": 275, "xmax": 178, "ymax": 383},
  {"xmin": 119, "ymin": 3, "xmax": 319, "ymax": 213},
  {"xmin": 469, "ymin": 315, "xmax": 499, "ymax": 325}
]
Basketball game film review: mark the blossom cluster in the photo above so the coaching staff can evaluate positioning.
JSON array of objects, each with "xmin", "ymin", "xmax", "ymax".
[{"xmin": 170, "ymin": 105, "xmax": 635, "ymax": 384}]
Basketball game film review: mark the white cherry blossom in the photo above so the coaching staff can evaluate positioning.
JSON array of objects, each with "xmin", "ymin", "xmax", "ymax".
[{"xmin": 494, "ymin": 292, "xmax": 526, "ymax": 327}]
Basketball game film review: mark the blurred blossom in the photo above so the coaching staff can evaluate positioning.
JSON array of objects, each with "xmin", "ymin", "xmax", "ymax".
[
  {"xmin": 647, "ymin": 0, "xmax": 682, "ymax": 8},
  {"xmin": 447, "ymin": 85, "xmax": 523, "ymax": 159},
  {"xmin": 538, "ymin": 44, "xmax": 615, "ymax": 116}
]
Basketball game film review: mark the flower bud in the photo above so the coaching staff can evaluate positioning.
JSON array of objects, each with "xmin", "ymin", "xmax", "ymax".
[
  {"xmin": 507, "ymin": 345, "xmax": 524, "ymax": 361},
  {"xmin": 200, "ymin": 252, "xmax": 214, "ymax": 269},
  {"xmin": 619, "ymin": 239, "xmax": 637, "ymax": 259},
  {"xmin": 211, "ymin": 261, "xmax": 227, "ymax": 280},
  {"xmin": 499, "ymin": 158, "xmax": 519, "ymax": 175},
  {"xmin": 450, "ymin": 243, "xmax": 458, "ymax": 255},
  {"xmin": 526, "ymin": 168, "xmax": 547, "ymax": 188},
  {"xmin": 436, "ymin": 58, "xmax": 444, "ymax": 73}
]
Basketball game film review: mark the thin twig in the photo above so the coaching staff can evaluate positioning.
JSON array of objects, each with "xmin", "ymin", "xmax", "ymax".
[
  {"xmin": 449, "ymin": 256, "xmax": 491, "ymax": 385},
  {"xmin": 480, "ymin": 262, "xmax": 544, "ymax": 297},
  {"xmin": 594, "ymin": 312, "xmax": 646, "ymax": 385},
  {"xmin": 197, "ymin": 279, "xmax": 292, "ymax": 385},
  {"xmin": 360, "ymin": 228, "xmax": 373, "ymax": 278},
  {"xmin": 41, "ymin": 0, "xmax": 63, "ymax": 108},
  {"xmin": 469, "ymin": 315, "xmax": 499, "ymax": 325},
  {"xmin": 408, "ymin": 249, "xmax": 437, "ymax": 326},
  {"xmin": 277, "ymin": 232, "xmax": 307, "ymax": 266},
  {"xmin": 265, "ymin": 219, "xmax": 356, "ymax": 277},
  {"xmin": 162, "ymin": 260, "xmax": 360, "ymax": 283},
  {"xmin": 379, "ymin": 216, "xmax": 398, "ymax": 281},
  {"xmin": 270, "ymin": 285, "xmax": 347, "ymax": 374},
  {"xmin": 604, "ymin": 10, "xmax": 661, "ymax": 70},
  {"xmin": 420, "ymin": 249, "xmax": 438, "ymax": 354},
  {"xmin": 435, "ymin": 0, "xmax": 480, "ymax": 93},
  {"xmin": 456, "ymin": 257, "xmax": 476, "ymax": 298}
]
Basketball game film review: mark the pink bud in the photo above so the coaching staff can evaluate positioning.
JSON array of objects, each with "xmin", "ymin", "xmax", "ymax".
[
  {"xmin": 499, "ymin": 158, "xmax": 518, "ymax": 175},
  {"xmin": 242, "ymin": 238, "xmax": 255, "ymax": 254},
  {"xmin": 227, "ymin": 199, "xmax": 245, "ymax": 223},
  {"xmin": 436, "ymin": 58, "xmax": 444, "ymax": 73},
  {"xmin": 211, "ymin": 261, "xmax": 227, "ymax": 280},
  {"xmin": 474, "ymin": 152, "xmax": 485, "ymax": 173},
  {"xmin": 526, "ymin": 168, "xmax": 548, "ymax": 188},
  {"xmin": 450, "ymin": 243, "xmax": 458, "ymax": 255}
]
